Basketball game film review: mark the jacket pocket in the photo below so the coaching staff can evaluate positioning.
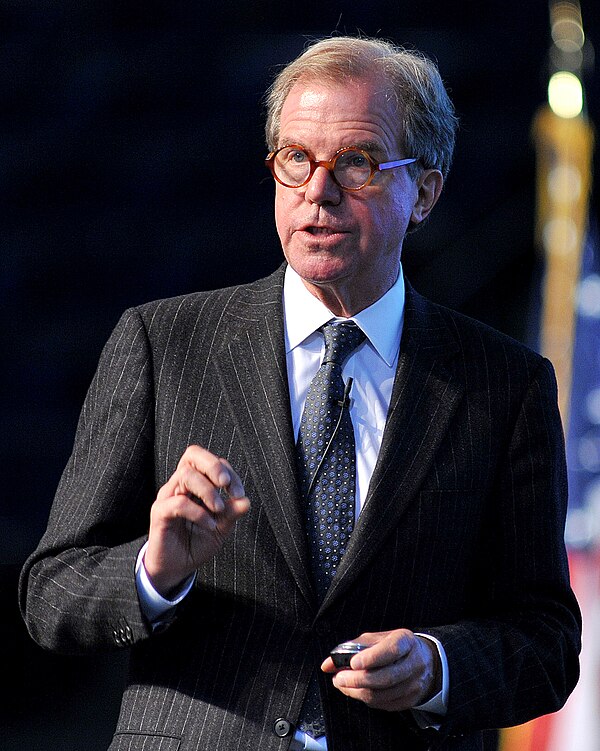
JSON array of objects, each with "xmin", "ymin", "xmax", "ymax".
[{"xmin": 109, "ymin": 732, "xmax": 181, "ymax": 751}]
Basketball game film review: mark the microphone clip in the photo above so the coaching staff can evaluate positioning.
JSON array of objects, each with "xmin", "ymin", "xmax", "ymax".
[{"xmin": 336, "ymin": 377, "xmax": 354, "ymax": 408}]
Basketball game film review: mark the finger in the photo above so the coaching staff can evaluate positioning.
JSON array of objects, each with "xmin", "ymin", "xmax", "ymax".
[
  {"xmin": 332, "ymin": 657, "xmax": 425, "ymax": 703},
  {"xmin": 179, "ymin": 446, "xmax": 247, "ymax": 507},
  {"xmin": 333, "ymin": 658, "xmax": 416, "ymax": 691},
  {"xmin": 321, "ymin": 656, "xmax": 337, "ymax": 673},
  {"xmin": 350, "ymin": 630, "xmax": 413, "ymax": 671},
  {"xmin": 154, "ymin": 479, "xmax": 250, "ymax": 543},
  {"xmin": 152, "ymin": 492, "xmax": 222, "ymax": 531},
  {"xmin": 179, "ymin": 445, "xmax": 237, "ymax": 490},
  {"xmin": 216, "ymin": 458, "xmax": 246, "ymax": 499},
  {"xmin": 156, "ymin": 470, "xmax": 188, "ymax": 503},
  {"xmin": 332, "ymin": 679, "xmax": 410, "ymax": 701},
  {"xmin": 320, "ymin": 631, "xmax": 393, "ymax": 675},
  {"xmin": 156, "ymin": 461, "xmax": 222, "ymax": 508},
  {"xmin": 330, "ymin": 680, "xmax": 422, "ymax": 712},
  {"xmin": 175, "ymin": 466, "xmax": 230, "ymax": 514},
  {"xmin": 217, "ymin": 495, "xmax": 251, "ymax": 531}
]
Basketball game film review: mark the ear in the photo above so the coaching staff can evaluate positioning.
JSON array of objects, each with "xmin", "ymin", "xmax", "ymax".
[{"xmin": 410, "ymin": 169, "xmax": 444, "ymax": 225}]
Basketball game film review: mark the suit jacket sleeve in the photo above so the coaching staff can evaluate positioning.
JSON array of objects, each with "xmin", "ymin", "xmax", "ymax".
[
  {"xmin": 424, "ymin": 356, "xmax": 581, "ymax": 733},
  {"xmin": 19, "ymin": 307, "xmax": 157, "ymax": 653}
]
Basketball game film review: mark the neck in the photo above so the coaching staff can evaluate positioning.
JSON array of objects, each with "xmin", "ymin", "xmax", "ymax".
[{"xmin": 301, "ymin": 271, "xmax": 399, "ymax": 317}]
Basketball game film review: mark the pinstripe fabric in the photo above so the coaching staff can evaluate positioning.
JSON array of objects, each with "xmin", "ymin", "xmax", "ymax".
[{"xmin": 19, "ymin": 265, "xmax": 580, "ymax": 751}]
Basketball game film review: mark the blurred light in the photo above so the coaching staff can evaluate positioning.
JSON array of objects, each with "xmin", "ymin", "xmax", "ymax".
[
  {"xmin": 577, "ymin": 274, "xmax": 600, "ymax": 318},
  {"xmin": 548, "ymin": 71, "xmax": 583, "ymax": 117},
  {"xmin": 552, "ymin": 19, "xmax": 585, "ymax": 52},
  {"xmin": 551, "ymin": 1, "xmax": 585, "ymax": 52},
  {"xmin": 549, "ymin": 44, "xmax": 584, "ymax": 71},
  {"xmin": 584, "ymin": 477, "xmax": 600, "ymax": 515},
  {"xmin": 578, "ymin": 434, "xmax": 600, "ymax": 472},
  {"xmin": 543, "ymin": 216, "xmax": 578, "ymax": 254},
  {"xmin": 548, "ymin": 164, "xmax": 582, "ymax": 202},
  {"xmin": 586, "ymin": 388, "xmax": 600, "ymax": 425},
  {"xmin": 565, "ymin": 477, "xmax": 600, "ymax": 546}
]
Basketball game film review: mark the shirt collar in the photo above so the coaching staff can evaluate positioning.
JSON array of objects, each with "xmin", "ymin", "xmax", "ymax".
[{"xmin": 283, "ymin": 264, "xmax": 405, "ymax": 367}]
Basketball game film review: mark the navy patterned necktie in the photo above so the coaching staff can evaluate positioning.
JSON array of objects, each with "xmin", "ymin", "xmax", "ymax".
[
  {"xmin": 296, "ymin": 321, "xmax": 365, "ymax": 740},
  {"xmin": 296, "ymin": 321, "xmax": 365, "ymax": 599}
]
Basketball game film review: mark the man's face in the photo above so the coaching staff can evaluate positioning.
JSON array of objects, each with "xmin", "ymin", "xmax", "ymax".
[{"xmin": 274, "ymin": 75, "xmax": 425, "ymax": 313}]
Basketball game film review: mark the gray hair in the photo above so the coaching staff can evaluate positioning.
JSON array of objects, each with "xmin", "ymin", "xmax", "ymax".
[{"xmin": 265, "ymin": 36, "xmax": 458, "ymax": 180}]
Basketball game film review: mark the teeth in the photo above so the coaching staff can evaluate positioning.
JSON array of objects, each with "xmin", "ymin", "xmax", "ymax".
[{"xmin": 309, "ymin": 227, "xmax": 334, "ymax": 234}]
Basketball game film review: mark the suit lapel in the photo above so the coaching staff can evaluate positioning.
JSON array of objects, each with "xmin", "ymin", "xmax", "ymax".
[
  {"xmin": 213, "ymin": 268, "xmax": 315, "ymax": 607},
  {"xmin": 212, "ymin": 272, "xmax": 464, "ymax": 612},
  {"xmin": 322, "ymin": 286, "xmax": 464, "ymax": 610}
]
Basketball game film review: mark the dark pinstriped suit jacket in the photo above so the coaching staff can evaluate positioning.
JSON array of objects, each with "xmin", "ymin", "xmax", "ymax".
[{"xmin": 20, "ymin": 264, "xmax": 580, "ymax": 751}]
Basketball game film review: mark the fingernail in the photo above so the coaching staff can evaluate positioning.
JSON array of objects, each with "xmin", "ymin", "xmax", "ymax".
[{"xmin": 218, "ymin": 470, "xmax": 231, "ymax": 487}]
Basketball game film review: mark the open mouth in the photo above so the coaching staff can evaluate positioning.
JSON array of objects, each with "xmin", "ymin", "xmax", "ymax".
[{"xmin": 305, "ymin": 226, "xmax": 344, "ymax": 235}]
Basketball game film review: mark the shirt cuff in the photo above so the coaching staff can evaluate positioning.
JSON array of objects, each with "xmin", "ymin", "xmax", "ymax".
[
  {"xmin": 411, "ymin": 633, "xmax": 449, "ymax": 728},
  {"xmin": 135, "ymin": 541, "xmax": 196, "ymax": 625}
]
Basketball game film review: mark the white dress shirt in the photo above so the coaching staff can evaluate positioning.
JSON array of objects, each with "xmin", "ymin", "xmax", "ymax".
[
  {"xmin": 283, "ymin": 264, "xmax": 403, "ymax": 516},
  {"xmin": 136, "ymin": 264, "xmax": 448, "ymax": 748}
]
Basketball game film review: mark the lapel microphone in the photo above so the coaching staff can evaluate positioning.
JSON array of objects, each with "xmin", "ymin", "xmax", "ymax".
[{"xmin": 336, "ymin": 376, "xmax": 354, "ymax": 408}]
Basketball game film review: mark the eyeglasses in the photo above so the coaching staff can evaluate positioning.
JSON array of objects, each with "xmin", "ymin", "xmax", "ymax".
[{"xmin": 265, "ymin": 145, "xmax": 418, "ymax": 191}]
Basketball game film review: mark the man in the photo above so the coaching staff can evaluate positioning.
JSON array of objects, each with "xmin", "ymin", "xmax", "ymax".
[{"xmin": 19, "ymin": 36, "xmax": 580, "ymax": 751}]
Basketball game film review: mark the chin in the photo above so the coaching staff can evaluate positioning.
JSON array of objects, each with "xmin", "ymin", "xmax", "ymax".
[{"xmin": 289, "ymin": 254, "xmax": 350, "ymax": 286}]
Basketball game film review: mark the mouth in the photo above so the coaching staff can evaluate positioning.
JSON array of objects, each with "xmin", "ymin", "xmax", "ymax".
[{"xmin": 300, "ymin": 225, "xmax": 347, "ymax": 236}]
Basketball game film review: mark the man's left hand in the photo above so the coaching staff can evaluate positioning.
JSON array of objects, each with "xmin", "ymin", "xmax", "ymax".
[{"xmin": 321, "ymin": 629, "xmax": 441, "ymax": 711}]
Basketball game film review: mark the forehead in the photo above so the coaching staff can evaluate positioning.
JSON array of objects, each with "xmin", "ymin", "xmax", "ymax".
[{"xmin": 278, "ymin": 75, "xmax": 401, "ymax": 154}]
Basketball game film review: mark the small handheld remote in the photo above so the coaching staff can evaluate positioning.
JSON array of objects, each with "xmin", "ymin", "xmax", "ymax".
[{"xmin": 329, "ymin": 641, "xmax": 368, "ymax": 668}]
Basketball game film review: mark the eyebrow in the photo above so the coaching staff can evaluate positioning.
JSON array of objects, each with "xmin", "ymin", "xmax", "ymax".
[
  {"xmin": 351, "ymin": 141, "xmax": 386, "ymax": 156},
  {"xmin": 277, "ymin": 140, "xmax": 388, "ymax": 157}
]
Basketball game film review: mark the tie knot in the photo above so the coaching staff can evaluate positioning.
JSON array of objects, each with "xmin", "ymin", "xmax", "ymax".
[{"xmin": 321, "ymin": 321, "xmax": 365, "ymax": 367}]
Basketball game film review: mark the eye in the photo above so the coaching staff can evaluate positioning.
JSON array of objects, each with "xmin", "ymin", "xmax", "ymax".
[
  {"xmin": 336, "ymin": 149, "xmax": 370, "ymax": 169},
  {"xmin": 349, "ymin": 153, "xmax": 368, "ymax": 167},
  {"xmin": 278, "ymin": 147, "xmax": 309, "ymax": 164},
  {"xmin": 291, "ymin": 150, "xmax": 308, "ymax": 163}
]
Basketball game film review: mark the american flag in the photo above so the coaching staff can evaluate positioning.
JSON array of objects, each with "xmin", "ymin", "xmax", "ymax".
[
  {"xmin": 555, "ymin": 224, "xmax": 600, "ymax": 751},
  {"xmin": 499, "ymin": 226, "xmax": 600, "ymax": 751}
]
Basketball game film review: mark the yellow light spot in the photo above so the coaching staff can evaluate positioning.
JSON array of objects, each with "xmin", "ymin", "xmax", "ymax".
[
  {"xmin": 547, "ymin": 165, "xmax": 582, "ymax": 202},
  {"xmin": 548, "ymin": 71, "xmax": 583, "ymax": 118},
  {"xmin": 542, "ymin": 217, "xmax": 578, "ymax": 255}
]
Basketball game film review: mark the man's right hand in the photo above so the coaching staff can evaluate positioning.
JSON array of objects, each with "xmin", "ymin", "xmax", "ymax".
[{"xmin": 144, "ymin": 445, "xmax": 251, "ymax": 598}]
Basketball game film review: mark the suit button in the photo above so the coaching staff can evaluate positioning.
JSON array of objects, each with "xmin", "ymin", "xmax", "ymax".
[{"xmin": 273, "ymin": 718, "xmax": 292, "ymax": 737}]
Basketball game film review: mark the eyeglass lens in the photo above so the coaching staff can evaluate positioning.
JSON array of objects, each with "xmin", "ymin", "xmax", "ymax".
[{"xmin": 273, "ymin": 147, "xmax": 373, "ymax": 189}]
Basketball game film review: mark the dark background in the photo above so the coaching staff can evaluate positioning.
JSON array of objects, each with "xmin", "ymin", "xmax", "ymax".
[{"xmin": 2, "ymin": 2, "xmax": 598, "ymax": 748}]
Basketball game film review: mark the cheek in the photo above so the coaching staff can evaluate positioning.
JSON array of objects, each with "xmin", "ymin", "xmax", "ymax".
[
  {"xmin": 351, "ymin": 188, "xmax": 408, "ymax": 245},
  {"xmin": 382, "ymin": 191, "xmax": 413, "ymax": 237},
  {"xmin": 274, "ymin": 190, "xmax": 294, "ymax": 241},
  {"xmin": 390, "ymin": 178, "xmax": 418, "ymax": 224},
  {"xmin": 359, "ymin": 206, "xmax": 408, "ymax": 254},
  {"xmin": 363, "ymin": 203, "xmax": 401, "ymax": 240}
]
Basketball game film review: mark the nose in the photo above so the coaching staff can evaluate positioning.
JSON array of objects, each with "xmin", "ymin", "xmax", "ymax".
[{"xmin": 303, "ymin": 165, "xmax": 342, "ymax": 206}]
